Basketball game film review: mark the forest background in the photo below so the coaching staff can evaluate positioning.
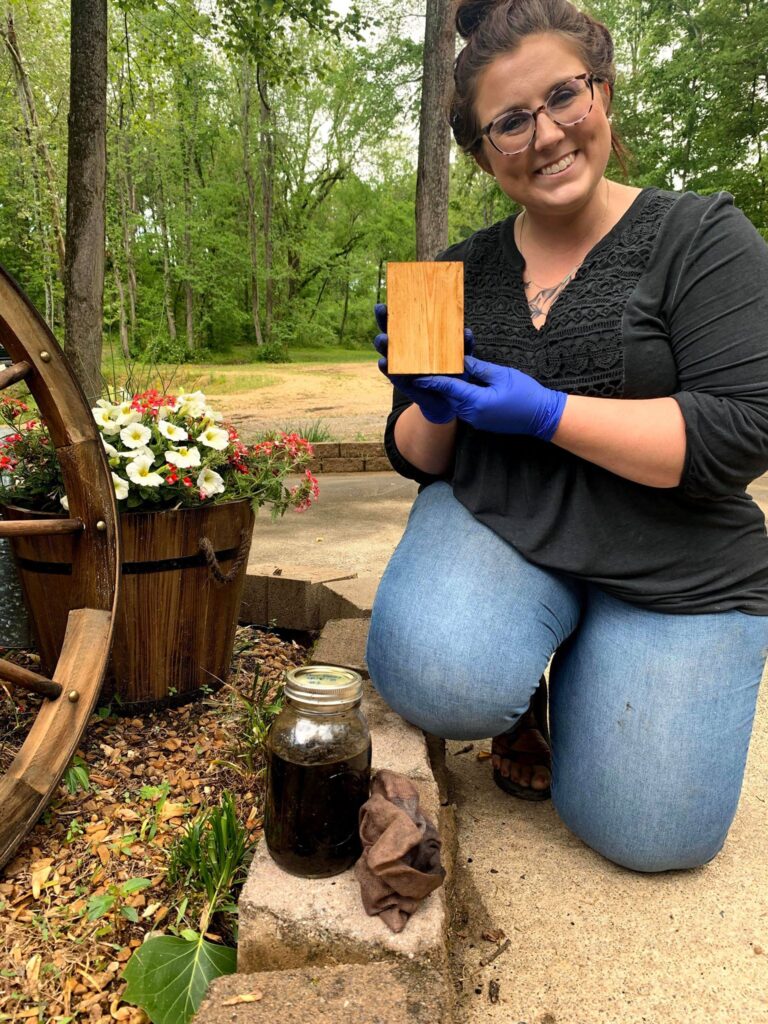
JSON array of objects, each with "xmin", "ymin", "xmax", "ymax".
[{"xmin": 0, "ymin": 0, "xmax": 766, "ymax": 369}]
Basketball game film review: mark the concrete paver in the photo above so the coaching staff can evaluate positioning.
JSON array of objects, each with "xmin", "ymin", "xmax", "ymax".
[
  {"xmin": 196, "ymin": 963, "xmax": 452, "ymax": 1024},
  {"xmin": 247, "ymin": 472, "xmax": 418, "ymax": 578}
]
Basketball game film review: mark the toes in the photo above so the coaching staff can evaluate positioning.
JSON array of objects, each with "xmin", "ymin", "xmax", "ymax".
[{"xmin": 495, "ymin": 757, "xmax": 551, "ymax": 789}]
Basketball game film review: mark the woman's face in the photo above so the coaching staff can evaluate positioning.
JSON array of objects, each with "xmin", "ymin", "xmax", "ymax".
[{"xmin": 472, "ymin": 33, "xmax": 612, "ymax": 218}]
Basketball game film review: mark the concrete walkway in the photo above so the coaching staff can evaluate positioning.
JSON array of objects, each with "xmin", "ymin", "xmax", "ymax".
[{"xmin": 241, "ymin": 472, "xmax": 768, "ymax": 1022}]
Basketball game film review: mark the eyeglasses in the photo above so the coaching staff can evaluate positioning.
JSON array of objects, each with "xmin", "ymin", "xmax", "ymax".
[{"xmin": 476, "ymin": 73, "xmax": 600, "ymax": 156}]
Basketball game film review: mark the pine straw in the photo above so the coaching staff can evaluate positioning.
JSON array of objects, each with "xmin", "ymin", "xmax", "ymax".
[{"xmin": 0, "ymin": 626, "xmax": 309, "ymax": 1023}]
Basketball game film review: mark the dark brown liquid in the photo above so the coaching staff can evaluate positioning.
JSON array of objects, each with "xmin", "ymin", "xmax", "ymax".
[{"xmin": 264, "ymin": 745, "xmax": 371, "ymax": 878}]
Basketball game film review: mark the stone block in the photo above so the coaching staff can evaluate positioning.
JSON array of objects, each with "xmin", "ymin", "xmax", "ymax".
[
  {"xmin": 193, "ymin": 962, "xmax": 452, "ymax": 1024},
  {"xmin": 242, "ymin": 564, "xmax": 356, "ymax": 630},
  {"xmin": 237, "ymin": 678, "xmax": 445, "ymax": 978},
  {"xmin": 365, "ymin": 456, "xmax": 393, "ymax": 472},
  {"xmin": 310, "ymin": 618, "xmax": 370, "ymax": 676},
  {"xmin": 239, "ymin": 572, "xmax": 268, "ymax": 626},
  {"xmin": 321, "ymin": 457, "xmax": 366, "ymax": 473},
  {"xmin": 238, "ymin": 841, "xmax": 446, "ymax": 978},
  {"xmin": 339, "ymin": 442, "xmax": 387, "ymax": 459},
  {"xmin": 318, "ymin": 577, "xmax": 379, "ymax": 622},
  {"xmin": 312, "ymin": 442, "xmax": 341, "ymax": 458}
]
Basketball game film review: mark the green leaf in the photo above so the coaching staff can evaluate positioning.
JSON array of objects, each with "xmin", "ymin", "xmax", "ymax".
[
  {"xmin": 121, "ymin": 877, "xmax": 153, "ymax": 895},
  {"xmin": 121, "ymin": 906, "xmax": 140, "ymax": 923},
  {"xmin": 87, "ymin": 892, "xmax": 116, "ymax": 921},
  {"xmin": 122, "ymin": 935, "xmax": 236, "ymax": 1024}
]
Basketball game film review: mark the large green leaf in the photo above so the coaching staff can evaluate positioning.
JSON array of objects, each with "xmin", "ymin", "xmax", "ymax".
[{"xmin": 122, "ymin": 934, "xmax": 237, "ymax": 1024}]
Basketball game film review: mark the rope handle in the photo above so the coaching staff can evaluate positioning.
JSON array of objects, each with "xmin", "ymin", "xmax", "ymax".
[{"xmin": 199, "ymin": 528, "xmax": 251, "ymax": 585}]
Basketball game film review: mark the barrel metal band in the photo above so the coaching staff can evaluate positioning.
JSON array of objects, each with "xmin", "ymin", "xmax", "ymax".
[{"xmin": 14, "ymin": 545, "xmax": 241, "ymax": 576}]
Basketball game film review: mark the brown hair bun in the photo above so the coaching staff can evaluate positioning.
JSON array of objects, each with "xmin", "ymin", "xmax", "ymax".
[{"xmin": 456, "ymin": 0, "xmax": 498, "ymax": 39}]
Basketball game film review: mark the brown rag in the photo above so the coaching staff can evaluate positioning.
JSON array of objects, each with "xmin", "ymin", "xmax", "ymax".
[{"xmin": 354, "ymin": 769, "xmax": 445, "ymax": 933}]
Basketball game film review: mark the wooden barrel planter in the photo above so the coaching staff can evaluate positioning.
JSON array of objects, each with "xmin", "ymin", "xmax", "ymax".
[{"xmin": 1, "ymin": 499, "xmax": 254, "ymax": 710}]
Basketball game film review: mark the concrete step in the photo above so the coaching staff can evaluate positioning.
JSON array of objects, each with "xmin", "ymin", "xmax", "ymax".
[
  {"xmin": 194, "ymin": 962, "xmax": 452, "ymax": 1023},
  {"xmin": 318, "ymin": 576, "xmax": 379, "ymax": 622},
  {"xmin": 239, "ymin": 564, "xmax": 356, "ymax": 631},
  {"xmin": 310, "ymin": 618, "xmax": 370, "ymax": 677}
]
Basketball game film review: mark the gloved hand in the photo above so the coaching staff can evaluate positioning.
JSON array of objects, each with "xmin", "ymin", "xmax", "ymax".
[
  {"xmin": 413, "ymin": 355, "xmax": 567, "ymax": 441},
  {"xmin": 373, "ymin": 303, "xmax": 475, "ymax": 425}
]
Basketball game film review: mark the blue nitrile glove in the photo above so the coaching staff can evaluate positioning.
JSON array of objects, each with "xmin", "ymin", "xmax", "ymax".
[
  {"xmin": 412, "ymin": 355, "xmax": 567, "ymax": 441},
  {"xmin": 373, "ymin": 303, "xmax": 475, "ymax": 425}
]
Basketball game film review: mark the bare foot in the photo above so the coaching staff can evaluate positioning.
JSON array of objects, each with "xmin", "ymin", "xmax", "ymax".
[{"xmin": 491, "ymin": 708, "xmax": 551, "ymax": 796}]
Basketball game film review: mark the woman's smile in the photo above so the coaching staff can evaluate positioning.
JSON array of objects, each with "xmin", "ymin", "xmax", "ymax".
[{"xmin": 536, "ymin": 150, "xmax": 578, "ymax": 176}]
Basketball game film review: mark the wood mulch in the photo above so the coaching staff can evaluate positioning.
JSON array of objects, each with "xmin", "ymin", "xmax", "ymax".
[{"xmin": 0, "ymin": 625, "xmax": 309, "ymax": 1023}]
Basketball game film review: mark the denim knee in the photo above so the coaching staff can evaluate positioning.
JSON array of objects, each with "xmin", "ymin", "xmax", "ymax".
[
  {"xmin": 366, "ymin": 604, "xmax": 543, "ymax": 739},
  {"xmin": 553, "ymin": 793, "xmax": 729, "ymax": 873}
]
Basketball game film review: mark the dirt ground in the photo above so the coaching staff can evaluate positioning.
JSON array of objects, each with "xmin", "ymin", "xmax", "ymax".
[{"xmin": 210, "ymin": 362, "xmax": 393, "ymax": 442}]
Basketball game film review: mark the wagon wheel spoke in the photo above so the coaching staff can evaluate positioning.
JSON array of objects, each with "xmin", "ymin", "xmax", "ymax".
[
  {"xmin": 0, "ymin": 359, "xmax": 31, "ymax": 390},
  {"xmin": 0, "ymin": 518, "xmax": 84, "ymax": 538},
  {"xmin": 0, "ymin": 263, "xmax": 119, "ymax": 871},
  {"xmin": 0, "ymin": 658, "xmax": 62, "ymax": 699}
]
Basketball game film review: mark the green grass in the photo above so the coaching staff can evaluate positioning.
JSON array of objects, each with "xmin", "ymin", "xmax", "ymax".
[
  {"xmin": 289, "ymin": 347, "xmax": 377, "ymax": 363},
  {"xmin": 99, "ymin": 344, "xmax": 376, "ymax": 393}
]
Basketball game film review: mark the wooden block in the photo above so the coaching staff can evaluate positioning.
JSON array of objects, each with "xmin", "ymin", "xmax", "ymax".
[{"xmin": 386, "ymin": 262, "xmax": 464, "ymax": 374}]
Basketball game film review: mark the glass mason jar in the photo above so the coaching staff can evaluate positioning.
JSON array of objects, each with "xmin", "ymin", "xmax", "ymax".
[{"xmin": 264, "ymin": 665, "xmax": 372, "ymax": 878}]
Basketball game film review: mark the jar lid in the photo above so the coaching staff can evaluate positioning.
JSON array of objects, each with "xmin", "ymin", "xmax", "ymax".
[{"xmin": 284, "ymin": 665, "xmax": 363, "ymax": 711}]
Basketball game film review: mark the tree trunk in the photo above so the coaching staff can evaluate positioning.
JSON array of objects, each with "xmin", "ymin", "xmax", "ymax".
[
  {"xmin": 257, "ymin": 68, "xmax": 275, "ymax": 341},
  {"xmin": 1, "ymin": 8, "xmax": 66, "ymax": 283},
  {"xmin": 113, "ymin": 262, "xmax": 130, "ymax": 360},
  {"xmin": 240, "ymin": 60, "xmax": 264, "ymax": 347},
  {"xmin": 181, "ymin": 133, "xmax": 195, "ymax": 352},
  {"xmin": 64, "ymin": 0, "xmax": 107, "ymax": 406},
  {"xmin": 415, "ymin": 0, "xmax": 455, "ymax": 260},
  {"xmin": 154, "ymin": 185, "xmax": 177, "ymax": 342}
]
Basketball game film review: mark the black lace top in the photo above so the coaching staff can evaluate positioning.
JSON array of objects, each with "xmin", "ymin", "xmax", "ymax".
[{"xmin": 385, "ymin": 188, "xmax": 768, "ymax": 613}]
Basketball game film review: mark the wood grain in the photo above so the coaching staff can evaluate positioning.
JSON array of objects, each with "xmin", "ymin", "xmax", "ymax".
[
  {"xmin": 4, "ymin": 500, "xmax": 254, "ymax": 707},
  {"xmin": 0, "ymin": 260, "xmax": 120, "ymax": 871},
  {"xmin": 0, "ymin": 518, "xmax": 84, "ymax": 537},
  {"xmin": 386, "ymin": 261, "xmax": 464, "ymax": 374}
]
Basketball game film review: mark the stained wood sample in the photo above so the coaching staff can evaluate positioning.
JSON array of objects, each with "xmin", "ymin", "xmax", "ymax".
[{"xmin": 386, "ymin": 261, "xmax": 464, "ymax": 374}]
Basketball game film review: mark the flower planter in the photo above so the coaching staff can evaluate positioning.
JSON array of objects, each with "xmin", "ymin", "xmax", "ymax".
[{"xmin": 1, "ymin": 499, "xmax": 254, "ymax": 710}]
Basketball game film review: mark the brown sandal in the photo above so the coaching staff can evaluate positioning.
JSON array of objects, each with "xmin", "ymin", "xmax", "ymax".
[{"xmin": 491, "ymin": 677, "xmax": 551, "ymax": 802}]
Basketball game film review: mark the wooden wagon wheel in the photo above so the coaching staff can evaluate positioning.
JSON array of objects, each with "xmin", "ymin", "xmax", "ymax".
[{"xmin": 0, "ymin": 265, "xmax": 119, "ymax": 871}]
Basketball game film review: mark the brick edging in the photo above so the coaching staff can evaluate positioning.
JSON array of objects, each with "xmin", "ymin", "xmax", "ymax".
[{"xmin": 307, "ymin": 441, "xmax": 391, "ymax": 474}]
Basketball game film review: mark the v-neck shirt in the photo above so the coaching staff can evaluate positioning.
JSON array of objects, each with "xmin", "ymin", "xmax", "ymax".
[{"xmin": 384, "ymin": 187, "xmax": 768, "ymax": 614}]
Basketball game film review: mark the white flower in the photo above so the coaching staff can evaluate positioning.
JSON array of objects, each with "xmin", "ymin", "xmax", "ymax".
[
  {"xmin": 203, "ymin": 405, "xmax": 224, "ymax": 423},
  {"xmin": 126, "ymin": 454, "xmax": 164, "ymax": 487},
  {"xmin": 196, "ymin": 466, "xmax": 225, "ymax": 498},
  {"xmin": 60, "ymin": 495, "xmax": 69, "ymax": 511},
  {"xmin": 92, "ymin": 406, "xmax": 121, "ymax": 434},
  {"xmin": 176, "ymin": 390, "xmax": 208, "ymax": 419},
  {"xmin": 158, "ymin": 419, "xmax": 189, "ymax": 442},
  {"xmin": 197, "ymin": 425, "xmax": 229, "ymax": 451},
  {"xmin": 120, "ymin": 445, "xmax": 153, "ymax": 463},
  {"xmin": 112, "ymin": 472, "xmax": 129, "ymax": 501},
  {"xmin": 120, "ymin": 423, "xmax": 152, "ymax": 449},
  {"xmin": 115, "ymin": 402, "xmax": 141, "ymax": 427},
  {"xmin": 165, "ymin": 445, "xmax": 201, "ymax": 468},
  {"xmin": 101, "ymin": 439, "xmax": 119, "ymax": 459}
]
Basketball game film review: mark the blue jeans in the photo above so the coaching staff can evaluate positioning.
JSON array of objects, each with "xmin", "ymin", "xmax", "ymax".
[{"xmin": 366, "ymin": 483, "xmax": 768, "ymax": 873}]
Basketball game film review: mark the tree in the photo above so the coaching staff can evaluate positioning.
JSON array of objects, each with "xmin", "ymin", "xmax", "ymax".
[
  {"xmin": 415, "ymin": 0, "xmax": 455, "ymax": 259},
  {"xmin": 64, "ymin": 0, "xmax": 107, "ymax": 403}
]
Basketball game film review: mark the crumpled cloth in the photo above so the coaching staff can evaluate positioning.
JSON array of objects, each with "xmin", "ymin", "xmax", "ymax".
[{"xmin": 354, "ymin": 768, "xmax": 445, "ymax": 933}]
